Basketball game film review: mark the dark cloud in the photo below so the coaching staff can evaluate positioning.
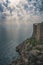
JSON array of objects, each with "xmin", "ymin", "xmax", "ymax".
[
  {"xmin": 0, "ymin": 3, "xmax": 4, "ymax": 12},
  {"xmin": 0, "ymin": 0, "xmax": 10, "ymax": 13},
  {"xmin": 3, "ymin": 0, "xmax": 10, "ymax": 7},
  {"xmin": 27, "ymin": 0, "xmax": 43, "ymax": 13}
]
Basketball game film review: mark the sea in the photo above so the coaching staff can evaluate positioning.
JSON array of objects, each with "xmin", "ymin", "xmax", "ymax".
[{"xmin": 0, "ymin": 22, "xmax": 33, "ymax": 65}]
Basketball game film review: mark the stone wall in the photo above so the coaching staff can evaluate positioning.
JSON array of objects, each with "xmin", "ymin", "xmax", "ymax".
[
  {"xmin": 33, "ymin": 22, "xmax": 43, "ymax": 42},
  {"xmin": 40, "ymin": 23, "xmax": 43, "ymax": 42}
]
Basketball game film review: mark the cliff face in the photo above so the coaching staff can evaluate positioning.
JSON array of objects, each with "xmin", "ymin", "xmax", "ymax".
[
  {"xmin": 8, "ymin": 22, "xmax": 43, "ymax": 65},
  {"xmin": 33, "ymin": 22, "xmax": 43, "ymax": 42},
  {"xmin": 8, "ymin": 38, "xmax": 43, "ymax": 65},
  {"xmin": 15, "ymin": 42, "xmax": 43, "ymax": 65}
]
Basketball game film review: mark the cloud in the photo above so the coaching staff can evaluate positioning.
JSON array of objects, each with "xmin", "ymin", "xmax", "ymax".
[
  {"xmin": 0, "ymin": 0, "xmax": 43, "ymax": 23},
  {"xmin": 0, "ymin": 4, "xmax": 4, "ymax": 12}
]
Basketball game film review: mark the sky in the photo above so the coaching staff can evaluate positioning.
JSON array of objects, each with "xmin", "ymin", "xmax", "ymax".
[{"xmin": 0, "ymin": 0, "xmax": 43, "ymax": 24}]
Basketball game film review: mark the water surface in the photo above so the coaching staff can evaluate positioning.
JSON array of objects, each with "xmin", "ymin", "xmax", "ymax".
[{"xmin": 0, "ymin": 22, "xmax": 33, "ymax": 65}]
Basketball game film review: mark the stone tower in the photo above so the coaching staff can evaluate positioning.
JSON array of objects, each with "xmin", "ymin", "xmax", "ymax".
[{"xmin": 33, "ymin": 22, "xmax": 43, "ymax": 42}]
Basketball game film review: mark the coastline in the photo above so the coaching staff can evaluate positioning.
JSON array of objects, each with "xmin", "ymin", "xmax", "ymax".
[{"xmin": 8, "ymin": 38, "xmax": 43, "ymax": 65}]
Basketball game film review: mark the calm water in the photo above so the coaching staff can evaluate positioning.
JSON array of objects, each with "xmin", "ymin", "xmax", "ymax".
[{"xmin": 0, "ymin": 22, "xmax": 33, "ymax": 65}]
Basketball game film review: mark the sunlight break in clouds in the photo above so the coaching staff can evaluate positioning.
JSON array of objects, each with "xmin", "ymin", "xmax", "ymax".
[
  {"xmin": 9, "ymin": 0, "xmax": 20, "ymax": 5},
  {"xmin": 0, "ymin": 0, "xmax": 43, "ymax": 25}
]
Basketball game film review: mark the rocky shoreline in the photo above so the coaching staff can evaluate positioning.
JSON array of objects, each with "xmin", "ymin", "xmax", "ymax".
[{"xmin": 8, "ymin": 38, "xmax": 43, "ymax": 65}]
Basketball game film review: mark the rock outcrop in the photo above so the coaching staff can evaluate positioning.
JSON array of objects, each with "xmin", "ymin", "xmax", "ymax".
[{"xmin": 8, "ymin": 39, "xmax": 43, "ymax": 65}]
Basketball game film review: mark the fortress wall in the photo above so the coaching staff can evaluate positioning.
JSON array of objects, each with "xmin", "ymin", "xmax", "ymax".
[
  {"xmin": 40, "ymin": 23, "xmax": 43, "ymax": 42},
  {"xmin": 36, "ymin": 24, "xmax": 40, "ymax": 42},
  {"xmin": 33, "ymin": 22, "xmax": 43, "ymax": 42},
  {"xmin": 33, "ymin": 24, "xmax": 37, "ymax": 39}
]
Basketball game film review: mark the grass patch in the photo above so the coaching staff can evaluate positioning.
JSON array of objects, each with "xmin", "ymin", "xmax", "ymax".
[{"xmin": 27, "ymin": 38, "xmax": 37, "ymax": 46}]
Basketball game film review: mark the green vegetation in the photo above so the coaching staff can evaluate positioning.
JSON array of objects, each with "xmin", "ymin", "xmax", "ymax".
[{"xmin": 27, "ymin": 38, "xmax": 37, "ymax": 46}]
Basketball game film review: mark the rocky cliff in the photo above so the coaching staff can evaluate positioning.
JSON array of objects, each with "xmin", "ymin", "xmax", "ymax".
[
  {"xmin": 8, "ymin": 38, "xmax": 43, "ymax": 65},
  {"xmin": 8, "ymin": 22, "xmax": 43, "ymax": 65}
]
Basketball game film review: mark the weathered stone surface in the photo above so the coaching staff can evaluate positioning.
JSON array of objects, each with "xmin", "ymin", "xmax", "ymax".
[
  {"xmin": 33, "ymin": 22, "xmax": 43, "ymax": 42},
  {"xmin": 9, "ymin": 40, "xmax": 43, "ymax": 65},
  {"xmin": 16, "ymin": 39, "xmax": 31, "ymax": 55}
]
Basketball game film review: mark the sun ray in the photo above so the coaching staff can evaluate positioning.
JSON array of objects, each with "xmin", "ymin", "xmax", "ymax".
[{"xmin": 9, "ymin": 0, "xmax": 21, "ymax": 5}]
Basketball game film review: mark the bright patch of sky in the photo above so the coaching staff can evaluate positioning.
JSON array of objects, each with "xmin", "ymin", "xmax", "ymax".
[{"xmin": 9, "ymin": 0, "xmax": 20, "ymax": 5}]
